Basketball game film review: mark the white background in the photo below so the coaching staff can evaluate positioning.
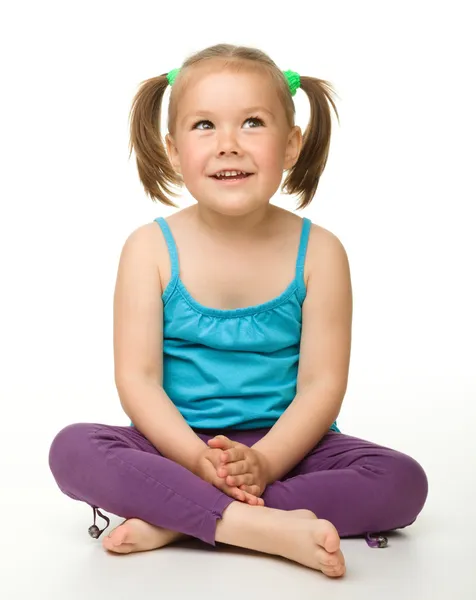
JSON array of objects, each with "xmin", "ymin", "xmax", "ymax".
[{"xmin": 1, "ymin": 1, "xmax": 475, "ymax": 598}]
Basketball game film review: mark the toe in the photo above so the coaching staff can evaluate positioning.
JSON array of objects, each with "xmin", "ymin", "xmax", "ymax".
[
  {"xmin": 332, "ymin": 561, "xmax": 346, "ymax": 577},
  {"xmin": 102, "ymin": 536, "xmax": 113, "ymax": 551},
  {"xmin": 315, "ymin": 546, "xmax": 346, "ymax": 577},
  {"xmin": 312, "ymin": 519, "xmax": 341, "ymax": 554},
  {"xmin": 106, "ymin": 525, "xmax": 128, "ymax": 548},
  {"xmin": 323, "ymin": 563, "xmax": 346, "ymax": 578},
  {"xmin": 315, "ymin": 546, "xmax": 337, "ymax": 567},
  {"xmin": 107, "ymin": 543, "xmax": 135, "ymax": 554},
  {"xmin": 111, "ymin": 525, "xmax": 130, "ymax": 546},
  {"xmin": 319, "ymin": 554, "xmax": 345, "ymax": 576},
  {"xmin": 325, "ymin": 553, "xmax": 346, "ymax": 577},
  {"xmin": 102, "ymin": 529, "xmax": 136, "ymax": 554}
]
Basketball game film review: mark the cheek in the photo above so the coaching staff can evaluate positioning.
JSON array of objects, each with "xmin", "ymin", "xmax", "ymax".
[
  {"xmin": 179, "ymin": 139, "xmax": 209, "ymax": 176},
  {"xmin": 252, "ymin": 136, "xmax": 286, "ymax": 172}
]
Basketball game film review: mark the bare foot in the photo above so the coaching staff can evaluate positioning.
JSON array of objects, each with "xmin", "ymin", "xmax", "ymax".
[
  {"xmin": 102, "ymin": 509, "xmax": 316, "ymax": 554},
  {"xmin": 279, "ymin": 517, "xmax": 346, "ymax": 578},
  {"xmin": 216, "ymin": 504, "xmax": 346, "ymax": 578},
  {"xmin": 102, "ymin": 519, "xmax": 187, "ymax": 554}
]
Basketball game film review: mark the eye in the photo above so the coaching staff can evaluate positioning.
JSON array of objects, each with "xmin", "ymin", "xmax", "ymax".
[
  {"xmin": 193, "ymin": 120, "xmax": 214, "ymax": 130},
  {"xmin": 243, "ymin": 117, "xmax": 265, "ymax": 128}
]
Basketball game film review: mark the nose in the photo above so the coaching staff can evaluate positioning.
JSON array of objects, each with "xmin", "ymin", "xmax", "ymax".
[{"xmin": 216, "ymin": 128, "xmax": 242, "ymax": 156}]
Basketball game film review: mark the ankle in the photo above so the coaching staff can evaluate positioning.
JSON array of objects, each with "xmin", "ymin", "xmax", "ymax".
[{"xmin": 215, "ymin": 502, "xmax": 282, "ymax": 550}]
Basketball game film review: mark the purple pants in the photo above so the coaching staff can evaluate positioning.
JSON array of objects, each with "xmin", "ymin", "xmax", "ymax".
[{"xmin": 49, "ymin": 424, "xmax": 428, "ymax": 545}]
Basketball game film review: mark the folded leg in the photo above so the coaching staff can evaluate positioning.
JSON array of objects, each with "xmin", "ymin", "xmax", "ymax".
[
  {"xmin": 261, "ymin": 431, "xmax": 428, "ymax": 536},
  {"xmin": 49, "ymin": 423, "xmax": 234, "ymax": 545}
]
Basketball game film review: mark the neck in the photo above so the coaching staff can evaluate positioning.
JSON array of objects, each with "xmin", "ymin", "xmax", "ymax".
[{"xmin": 190, "ymin": 203, "xmax": 278, "ymax": 243}]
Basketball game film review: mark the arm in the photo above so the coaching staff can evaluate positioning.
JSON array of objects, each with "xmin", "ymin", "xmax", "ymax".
[
  {"xmin": 252, "ymin": 227, "xmax": 353, "ymax": 482},
  {"xmin": 113, "ymin": 225, "xmax": 206, "ymax": 473}
]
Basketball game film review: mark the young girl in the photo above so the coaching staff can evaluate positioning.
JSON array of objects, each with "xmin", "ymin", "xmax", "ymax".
[{"xmin": 49, "ymin": 43, "xmax": 428, "ymax": 578}]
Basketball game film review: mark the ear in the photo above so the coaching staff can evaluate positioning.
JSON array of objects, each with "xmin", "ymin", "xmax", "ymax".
[
  {"xmin": 283, "ymin": 125, "xmax": 302, "ymax": 170},
  {"xmin": 165, "ymin": 133, "xmax": 181, "ymax": 173}
]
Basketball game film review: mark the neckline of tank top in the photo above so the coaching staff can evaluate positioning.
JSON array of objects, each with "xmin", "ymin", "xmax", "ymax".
[
  {"xmin": 169, "ymin": 277, "xmax": 301, "ymax": 318},
  {"xmin": 159, "ymin": 217, "xmax": 310, "ymax": 319}
]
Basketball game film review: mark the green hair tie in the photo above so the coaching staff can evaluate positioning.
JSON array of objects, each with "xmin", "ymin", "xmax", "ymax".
[
  {"xmin": 282, "ymin": 70, "xmax": 301, "ymax": 96},
  {"xmin": 166, "ymin": 67, "xmax": 301, "ymax": 96},
  {"xmin": 166, "ymin": 68, "xmax": 181, "ymax": 86}
]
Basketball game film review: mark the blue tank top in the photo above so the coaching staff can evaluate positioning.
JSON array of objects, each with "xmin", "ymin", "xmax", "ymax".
[{"xmin": 155, "ymin": 215, "xmax": 339, "ymax": 433}]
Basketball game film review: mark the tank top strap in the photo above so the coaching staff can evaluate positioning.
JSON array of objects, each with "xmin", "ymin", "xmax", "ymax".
[
  {"xmin": 154, "ymin": 217, "xmax": 180, "ymax": 279},
  {"xmin": 295, "ymin": 217, "xmax": 312, "ymax": 300}
]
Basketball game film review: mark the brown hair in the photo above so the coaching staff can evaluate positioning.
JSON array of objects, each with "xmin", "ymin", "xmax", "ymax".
[{"xmin": 128, "ymin": 43, "xmax": 340, "ymax": 209}]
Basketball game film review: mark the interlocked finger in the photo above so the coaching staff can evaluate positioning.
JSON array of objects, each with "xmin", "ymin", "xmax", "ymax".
[
  {"xmin": 223, "ymin": 460, "xmax": 249, "ymax": 476},
  {"xmin": 226, "ymin": 472, "xmax": 254, "ymax": 487},
  {"xmin": 242, "ymin": 490, "xmax": 264, "ymax": 506},
  {"xmin": 223, "ymin": 482, "xmax": 261, "ymax": 505},
  {"xmin": 240, "ymin": 484, "xmax": 262, "ymax": 497},
  {"xmin": 222, "ymin": 446, "xmax": 245, "ymax": 463}
]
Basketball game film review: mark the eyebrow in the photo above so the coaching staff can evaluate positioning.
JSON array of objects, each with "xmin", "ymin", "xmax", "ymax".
[{"xmin": 182, "ymin": 106, "xmax": 275, "ymax": 124}]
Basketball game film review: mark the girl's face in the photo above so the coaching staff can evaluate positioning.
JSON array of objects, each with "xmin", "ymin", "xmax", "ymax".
[{"xmin": 166, "ymin": 68, "xmax": 302, "ymax": 217}]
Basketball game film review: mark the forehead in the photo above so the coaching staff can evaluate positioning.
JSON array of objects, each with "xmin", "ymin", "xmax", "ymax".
[{"xmin": 175, "ymin": 63, "xmax": 284, "ymax": 119}]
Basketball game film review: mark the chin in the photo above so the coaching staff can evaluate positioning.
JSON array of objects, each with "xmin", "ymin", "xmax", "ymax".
[{"xmin": 209, "ymin": 196, "xmax": 269, "ymax": 217}]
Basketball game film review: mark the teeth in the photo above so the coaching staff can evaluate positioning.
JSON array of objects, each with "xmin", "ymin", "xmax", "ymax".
[{"xmin": 215, "ymin": 170, "xmax": 247, "ymax": 177}]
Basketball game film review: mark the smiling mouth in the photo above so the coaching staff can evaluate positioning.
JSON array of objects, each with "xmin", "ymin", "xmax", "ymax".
[{"xmin": 210, "ymin": 170, "xmax": 253, "ymax": 180}]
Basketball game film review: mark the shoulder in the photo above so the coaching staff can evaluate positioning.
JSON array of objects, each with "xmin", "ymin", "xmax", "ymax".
[
  {"xmin": 276, "ymin": 207, "xmax": 345, "ymax": 255},
  {"xmin": 307, "ymin": 220, "xmax": 345, "ymax": 251},
  {"xmin": 306, "ymin": 221, "xmax": 350, "ymax": 274},
  {"xmin": 121, "ymin": 220, "xmax": 166, "ymax": 256},
  {"xmin": 119, "ymin": 220, "xmax": 170, "ymax": 291},
  {"xmin": 274, "ymin": 209, "xmax": 349, "ymax": 284}
]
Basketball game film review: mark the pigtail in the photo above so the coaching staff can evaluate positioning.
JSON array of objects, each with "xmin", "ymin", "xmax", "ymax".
[
  {"xmin": 282, "ymin": 76, "xmax": 340, "ymax": 209},
  {"xmin": 128, "ymin": 74, "xmax": 181, "ymax": 207}
]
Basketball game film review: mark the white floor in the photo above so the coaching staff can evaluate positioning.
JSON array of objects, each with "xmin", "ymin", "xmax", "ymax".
[{"xmin": 2, "ymin": 480, "xmax": 475, "ymax": 600}]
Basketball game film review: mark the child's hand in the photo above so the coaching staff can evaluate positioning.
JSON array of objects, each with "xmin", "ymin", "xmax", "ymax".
[
  {"xmin": 207, "ymin": 435, "xmax": 270, "ymax": 498},
  {"xmin": 193, "ymin": 447, "xmax": 264, "ymax": 506}
]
